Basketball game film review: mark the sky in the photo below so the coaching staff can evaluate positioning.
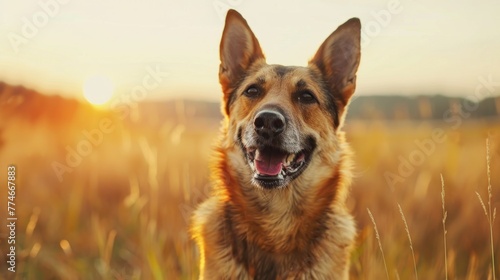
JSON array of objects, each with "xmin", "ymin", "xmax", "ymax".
[{"xmin": 0, "ymin": 0, "xmax": 499, "ymax": 102}]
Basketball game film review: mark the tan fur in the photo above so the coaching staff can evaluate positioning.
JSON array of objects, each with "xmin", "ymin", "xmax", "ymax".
[{"xmin": 192, "ymin": 9, "xmax": 361, "ymax": 279}]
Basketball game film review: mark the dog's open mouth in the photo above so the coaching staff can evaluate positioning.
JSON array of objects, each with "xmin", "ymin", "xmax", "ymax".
[{"xmin": 245, "ymin": 146, "xmax": 312, "ymax": 189}]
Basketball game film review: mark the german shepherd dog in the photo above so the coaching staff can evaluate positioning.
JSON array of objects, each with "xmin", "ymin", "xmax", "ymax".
[{"xmin": 192, "ymin": 9, "xmax": 361, "ymax": 279}]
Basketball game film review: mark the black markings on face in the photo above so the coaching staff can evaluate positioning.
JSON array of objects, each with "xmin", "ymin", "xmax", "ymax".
[
  {"xmin": 307, "ymin": 69, "xmax": 340, "ymax": 128},
  {"xmin": 296, "ymin": 79, "xmax": 306, "ymax": 89},
  {"xmin": 273, "ymin": 65, "xmax": 293, "ymax": 78}
]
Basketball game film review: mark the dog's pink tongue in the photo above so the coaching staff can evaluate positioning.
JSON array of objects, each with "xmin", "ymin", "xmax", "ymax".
[{"xmin": 254, "ymin": 149, "xmax": 286, "ymax": 176}]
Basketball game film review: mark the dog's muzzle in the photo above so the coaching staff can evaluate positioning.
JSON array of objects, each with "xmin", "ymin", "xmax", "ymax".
[{"xmin": 239, "ymin": 107, "xmax": 315, "ymax": 189}]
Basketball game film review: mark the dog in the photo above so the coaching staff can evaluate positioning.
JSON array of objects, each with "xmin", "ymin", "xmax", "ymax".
[{"xmin": 191, "ymin": 9, "xmax": 361, "ymax": 279}]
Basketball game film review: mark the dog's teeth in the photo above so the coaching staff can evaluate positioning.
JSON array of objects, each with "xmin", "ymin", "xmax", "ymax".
[{"xmin": 285, "ymin": 153, "xmax": 294, "ymax": 165}]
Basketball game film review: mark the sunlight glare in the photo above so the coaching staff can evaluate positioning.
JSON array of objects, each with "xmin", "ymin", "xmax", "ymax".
[{"xmin": 83, "ymin": 76, "xmax": 114, "ymax": 106}]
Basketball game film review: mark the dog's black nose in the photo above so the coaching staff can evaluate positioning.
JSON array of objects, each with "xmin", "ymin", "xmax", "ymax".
[{"xmin": 254, "ymin": 110, "xmax": 286, "ymax": 140}]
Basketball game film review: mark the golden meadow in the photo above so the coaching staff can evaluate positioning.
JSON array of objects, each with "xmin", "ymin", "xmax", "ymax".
[{"xmin": 0, "ymin": 88, "xmax": 499, "ymax": 279}]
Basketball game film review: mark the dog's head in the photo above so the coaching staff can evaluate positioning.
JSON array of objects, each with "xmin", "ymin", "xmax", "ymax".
[{"xmin": 218, "ymin": 10, "xmax": 360, "ymax": 190}]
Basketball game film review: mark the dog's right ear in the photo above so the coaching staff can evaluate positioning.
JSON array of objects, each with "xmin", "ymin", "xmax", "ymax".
[{"xmin": 219, "ymin": 9, "xmax": 265, "ymax": 115}]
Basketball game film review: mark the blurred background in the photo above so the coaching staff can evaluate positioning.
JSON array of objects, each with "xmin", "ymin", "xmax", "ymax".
[{"xmin": 0, "ymin": 0, "xmax": 499, "ymax": 279}]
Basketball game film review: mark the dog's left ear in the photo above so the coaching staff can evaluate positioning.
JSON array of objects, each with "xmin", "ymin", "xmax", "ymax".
[{"xmin": 309, "ymin": 18, "xmax": 361, "ymax": 106}]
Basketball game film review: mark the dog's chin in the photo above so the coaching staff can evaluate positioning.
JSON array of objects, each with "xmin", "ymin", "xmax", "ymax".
[{"xmin": 243, "ymin": 144, "xmax": 314, "ymax": 189}]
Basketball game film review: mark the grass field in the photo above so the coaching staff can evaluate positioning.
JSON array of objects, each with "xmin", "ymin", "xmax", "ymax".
[{"xmin": 0, "ymin": 109, "xmax": 499, "ymax": 279}]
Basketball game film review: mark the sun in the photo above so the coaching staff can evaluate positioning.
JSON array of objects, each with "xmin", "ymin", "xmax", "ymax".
[{"xmin": 83, "ymin": 75, "xmax": 114, "ymax": 106}]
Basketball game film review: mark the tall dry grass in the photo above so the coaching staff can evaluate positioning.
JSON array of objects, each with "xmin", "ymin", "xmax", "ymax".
[
  {"xmin": 441, "ymin": 174, "xmax": 448, "ymax": 280},
  {"xmin": 0, "ymin": 112, "xmax": 498, "ymax": 279},
  {"xmin": 397, "ymin": 203, "xmax": 418, "ymax": 280},
  {"xmin": 366, "ymin": 208, "xmax": 390, "ymax": 280},
  {"xmin": 475, "ymin": 138, "xmax": 497, "ymax": 280}
]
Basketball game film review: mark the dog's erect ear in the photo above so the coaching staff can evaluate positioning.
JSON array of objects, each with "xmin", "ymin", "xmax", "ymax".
[
  {"xmin": 309, "ymin": 18, "xmax": 361, "ymax": 106},
  {"xmin": 219, "ymin": 9, "xmax": 265, "ymax": 113}
]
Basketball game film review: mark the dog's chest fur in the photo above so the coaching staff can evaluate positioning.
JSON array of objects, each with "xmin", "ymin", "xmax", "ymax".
[{"xmin": 194, "ymin": 194, "xmax": 356, "ymax": 279}]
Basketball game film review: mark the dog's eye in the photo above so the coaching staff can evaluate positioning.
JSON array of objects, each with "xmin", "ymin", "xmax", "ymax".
[
  {"xmin": 244, "ymin": 86, "xmax": 260, "ymax": 98},
  {"xmin": 297, "ymin": 91, "xmax": 317, "ymax": 104}
]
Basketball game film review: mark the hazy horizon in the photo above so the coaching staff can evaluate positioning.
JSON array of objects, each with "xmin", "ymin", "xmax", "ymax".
[{"xmin": 1, "ymin": 0, "xmax": 500, "ymax": 103}]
